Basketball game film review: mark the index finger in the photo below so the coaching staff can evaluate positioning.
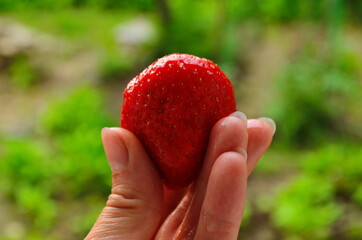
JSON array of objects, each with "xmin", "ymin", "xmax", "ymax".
[{"xmin": 174, "ymin": 112, "xmax": 248, "ymax": 239}]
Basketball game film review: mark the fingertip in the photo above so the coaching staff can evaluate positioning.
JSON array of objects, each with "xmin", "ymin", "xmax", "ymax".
[
  {"xmin": 230, "ymin": 111, "xmax": 248, "ymax": 122},
  {"xmin": 200, "ymin": 115, "xmax": 248, "ymax": 188},
  {"xmin": 218, "ymin": 114, "xmax": 247, "ymax": 129},
  {"xmin": 210, "ymin": 115, "xmax": 248, "ymax": 150},
  {"xmin": 246, "ymin": 119, "xmax": 275, "ymax": 176},
  {"xmin": 258, "ymin": 117, "xmax": 276, "ymax": 135},
  {"xmin": 101, "ymin": 127, "xmax": 163, "ymax": 195},
  {"xmin": 101, "ymin": 127, "xmax": 129, "ymax": 173},
  {"xmin": 103, "ymin": 127, "xmax": 146, "ymax": 159},
  {"xmin": 247, "ymin": 118, "xmax": 275, "ymax": 138}
]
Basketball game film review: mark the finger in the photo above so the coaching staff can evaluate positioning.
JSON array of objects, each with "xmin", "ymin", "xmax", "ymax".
[
  {"xmin": 155, "ymin": 186, "xmax": 194, "ymax": 239},
  {"xmin": 86, "ymin": 127, "xmax": 163, "ymax": 240},
  {"xmin": 175, "ymin": 112, "xmax": 248, "ymax": 239},
  {"xmin": 161, "ymin": 184, "xmax": 189, "ymax": 219},
  {"xmin": 195, "ymin": 151, "xmax": 247, "ymax": 240},
  {"xmin": 246, "ymin": 118, "xmax": 276, "ymax": 176}
]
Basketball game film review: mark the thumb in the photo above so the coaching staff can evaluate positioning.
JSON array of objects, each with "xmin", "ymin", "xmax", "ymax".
[{"xmin": 86, "ymin": 127, "xmax": 163, "ymax": 240}]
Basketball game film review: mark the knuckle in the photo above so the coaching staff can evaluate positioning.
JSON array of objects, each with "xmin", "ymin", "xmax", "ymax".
[
  {"xmin": 200, "ymin": 209, "xmax": 238, "ymax": 236},
  {"xmin": 106, "ymin": 185, "xmax": 146, "ymax": 210}
]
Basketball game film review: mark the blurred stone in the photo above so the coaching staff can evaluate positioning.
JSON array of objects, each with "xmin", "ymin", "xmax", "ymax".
[
  {"xmin": 114, "ymin": 16, "xmax": 157, "ymax": 48},
  {"xmin": 113, "ymin": 16, "xmax": 158, "ymax": 61},
  {"xmin": 3, "ymin": 221, "xmax": 26, "ymax": 239},
  {"xmin": 0, "ymin": 19, "xmax": 63, "ymax": 57},
  {"xmin": 0, "ymin": 19, "xmax": 98, "ymax": 136}
]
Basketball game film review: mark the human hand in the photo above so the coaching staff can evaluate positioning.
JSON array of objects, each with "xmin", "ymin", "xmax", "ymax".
[{"xmin": 85, "ymin": 111, "xmax": 275, "ymax": 240}]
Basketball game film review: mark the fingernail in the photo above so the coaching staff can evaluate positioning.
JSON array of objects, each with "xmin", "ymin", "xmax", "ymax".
[
  {"xmin": 230, "ymin": 111, "xmax": 247, "ymax": 122},
  {"xmin": 233, "ymin": 147, "xmax": 248, "ymax": 159},
  {"xmin": 102, "ymin": 127, "xmax": 128, "ymax": 172},
  {"xmin": 258, "ymin": 117, "xmax": 276, "ymax": 134}
]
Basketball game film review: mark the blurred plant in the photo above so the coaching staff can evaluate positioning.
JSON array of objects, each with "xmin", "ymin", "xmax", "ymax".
[
  {"xmin": 269, "ymin": 47, "xmax": 361, "ymax": 147},
  {"xmin": 43, "ymin": 87, "xmax": 111, "ymax": 134},
  {"xmin": 2, "ymin": 0, "xmax": 362, "ymax": 25},
  {"xmin": 99, "ymin": 53, "xmax": 130, "ymax": 82},
  {"xmin": 346, "ymin": 0, "xmax": 362, "ymax": 23},
  {"xmin": 212, "ymin": 0, "xmax": 325, "ymax": 23},
  {"xmin": 0, "ymin": 139, "xmax": 56, "ymax": 231},
  {"xmin": 302, "ymin": 144, "xmax": 362, "ymax": 201},
  {"xmin": 157, "ymin": 0, "xmax": 219, "ymax": 59},
  {"xmin": 353, "ymin": 185, "xmax": 362, "ymax": 207},
  {"xmin": 86, "ymin": 0, "xmax": 154, "ymax": 11},
  {"xmin": 270, "ymin": 143, "xmax": 362, "ymax": 239},
  {"xmin": 0, "ymin": 0, "xmax": 154, "ymax": 12},
  {"xmin": 272, "ymin": 175, "xmax": 342, "ymax": 239},
  {"xmin": 42, "ymin": 86, "xmax": 114, "ymax": 197},
  {"xmin": 15, "ymin": 184, "xmax": 57, "ymax": 229},
  {"xmin": 8, "ymin": 55, "xmax": 39, "ymax": 89},
  {"xmin": 0, "ymin": 86, "xmax": 115, "ymax": 238}
]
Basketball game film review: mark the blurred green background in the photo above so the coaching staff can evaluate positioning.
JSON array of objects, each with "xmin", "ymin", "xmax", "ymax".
[{"xmin": 0, "ymin": 0, "xmax": 361, "ymax": 239}]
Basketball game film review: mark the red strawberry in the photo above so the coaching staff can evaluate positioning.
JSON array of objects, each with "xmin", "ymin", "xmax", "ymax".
[{"xmin": 121, "ymin": 53, "xmax": 236, "ymax": 188}]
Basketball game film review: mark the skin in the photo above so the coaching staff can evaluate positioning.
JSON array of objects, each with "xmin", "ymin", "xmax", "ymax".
[{"xmin": 86, "ymin": 112, "xmax": 275, "ymax": 240}]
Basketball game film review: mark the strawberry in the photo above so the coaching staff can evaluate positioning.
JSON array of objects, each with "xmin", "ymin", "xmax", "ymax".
[{"xmin": 121, "ymin": 53, "xmax": 236, "ymax": 188}]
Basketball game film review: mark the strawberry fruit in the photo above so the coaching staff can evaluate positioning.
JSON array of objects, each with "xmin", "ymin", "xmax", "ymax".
[{"xmin": 121, "ymin": 53, "xmax": 236, "ymax": 188}]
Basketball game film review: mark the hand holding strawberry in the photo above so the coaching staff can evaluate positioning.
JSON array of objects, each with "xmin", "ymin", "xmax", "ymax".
[{"xmin": 86, "ymin": 54, "xmax": 276, "ymax": 240}]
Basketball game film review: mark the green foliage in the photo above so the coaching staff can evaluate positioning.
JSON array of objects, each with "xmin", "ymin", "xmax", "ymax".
[
  {"xmin": 0, "ymin": 0, "xmax": 68, "ymax": 11},
  {"xmin": 0, "ymin": 139, "xmax": 56, "ymax": 231},
  {"xmin": 0, "ymin": 86, "xmax": 115, "ymax": 237},
  {"xmin": 272, "ymin": 175, "xmax": 342, "ymax": 239},
  {"xmin": 99, "ymin": 53, "xmax": 131, "ymax": 82},
  {"xmin": 42, "ymin": 86, "xmax": 114, "ymax": 198},
  {"xmin": 353, "ymin": 185, "xmax": 362, "ymax": 207},
  {"xmin": 269, "ymin": 48, "xmax": 360, "ymax": 147},
  {"xmin": 0, "ymin": 140, "xmax": 50, "ymax": 193},
  {"xmin": 15, "ymin": 185, "xmax": 57, "ymax": 229},
  {"xmin": 86, "ymin": 0, "xmax": 154, "ymax": 11},
  {"xmin": 222, "ymin": 0, "xmax": 325, "ymax": 23},
  {"xmin": 271, "ymin": 143, "xmax": 362, "ymax": 239},
  {"xmin": 2, "ymin": 0, "xmax": 362, "ymax": 24},
  {"xmin": 160, "ymin": 0, "xmax": 218, "ymax": 58},
  {"xmin": 0, "ymin": 0, "xmax": 154, "ymax": 12},
  {"xmin": 346, "ymin": 0, "xmax": 362, "ymax": 22},
  {"xmin": 302, "ymin": 144, "xmax": 362, "ymax": 193},
  {"xmin": 260, "ymin": 0, "xmax": 298, "ymax": 22},
  {"xmin": 43, "ymin": 87, "xmax": 110, "ymax": 134},
  {"xmin": 0, "ymin": 0, "xmax": 12, "ymax": 11},
  {"xmin": 52, "ymin": 127, "xmax": 111, "ymax": 197},
  {"xmin": 8, "ymin": 56, "xmax": 39, "ymax": 89}
]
